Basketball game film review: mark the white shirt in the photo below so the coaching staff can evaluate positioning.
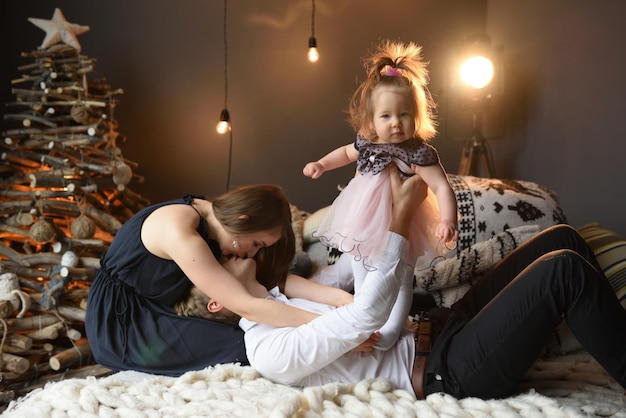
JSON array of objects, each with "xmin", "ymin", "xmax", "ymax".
[{"xmin": 239, "ymin": 232, "xmax": 417, "ymax": 392}]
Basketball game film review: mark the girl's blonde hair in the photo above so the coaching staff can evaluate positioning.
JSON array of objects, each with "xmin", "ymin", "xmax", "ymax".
[
  {"xmin": 349, "ymin": 40, "xmax": 437, "ymax": 141},
  {"xmin": 213, "ymin": 184, "xmax": 295, "ymax": 291}
]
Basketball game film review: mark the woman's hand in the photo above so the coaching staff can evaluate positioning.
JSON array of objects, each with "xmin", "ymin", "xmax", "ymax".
[
  {"xmin": 284, "ymin": 274, "xmax": 354, "ymax": 307},
  {"xmin": 331, "ymin": 288, "xmax": 354, "ymax": 307},
  {"xmin": 351, "ymin": 331, "xmax": 381, "ymax": 352}
]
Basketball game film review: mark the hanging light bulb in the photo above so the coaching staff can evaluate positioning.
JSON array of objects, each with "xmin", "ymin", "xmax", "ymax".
[
  {"xmin": 216, "ymin": 108, "xmax": 231, "ymax": 134},
  {"xmin": 307, "ymin": 0, "xmax": 319, "ymax": 63},
  {"xmin": 217, "ymin": 0, "xmax": 231, "ymax": 135},
  {"xmin": 308, "ymin": 36, "xmax": 319, "ymax": 63}
]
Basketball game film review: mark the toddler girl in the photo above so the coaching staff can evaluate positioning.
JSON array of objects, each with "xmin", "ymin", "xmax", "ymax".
[
  {"xmin": 304, "ymin": 39, "xmax": 458, "ymax": 270},
  {"xmin": 303, "ymin": 40, "xmax": 459, "ymax": 349}
]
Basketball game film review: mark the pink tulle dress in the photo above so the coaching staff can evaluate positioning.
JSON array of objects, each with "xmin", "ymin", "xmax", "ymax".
[{"xmin": 315, "ymin": 135, "xmax": 442, "ymax": 269}]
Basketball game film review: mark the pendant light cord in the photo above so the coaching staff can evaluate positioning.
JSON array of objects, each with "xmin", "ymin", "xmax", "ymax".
[
  {"xmin": 311, "ymin": 0, "xmax": 316, "ymax": 37},
  {"xmin": 223, "ymin": 0, "xmax": 228, "ymax": 109},
  {"xmin": 223, "ymin": 0, "xmax": 232, "ymax": 191}
]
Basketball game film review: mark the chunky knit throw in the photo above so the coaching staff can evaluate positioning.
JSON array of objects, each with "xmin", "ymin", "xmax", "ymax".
[{"xmin": 4, "ymin": 361, "xmax": 624, "ymax": 418}]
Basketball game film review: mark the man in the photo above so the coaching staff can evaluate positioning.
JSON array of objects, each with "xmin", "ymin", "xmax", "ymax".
[{"xmin": 199, "ymin": 169, "xmax": 426, "ymax": 396}]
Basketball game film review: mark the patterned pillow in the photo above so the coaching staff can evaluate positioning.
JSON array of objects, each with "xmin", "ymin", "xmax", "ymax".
[
  {"xmin": 577, "ymin": 223, "xmax": 626, "ymax": 309},
  {"xmin": 415, "ymin": 225, "xmax": 540, "ymax": 307},
  {"xmin": 448, "ymin": 174, "xmax": 568, "ymax": 251}
]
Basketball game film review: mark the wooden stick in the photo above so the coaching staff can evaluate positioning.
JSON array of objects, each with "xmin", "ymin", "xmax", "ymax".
[
  {"xmin": 1, "ymin": 353, "xmax": 30, "ymax": 374},
  {"xmin": 0, "ymin": 223, "xmax": 32, "ymax": 238},
  {"xmin": 25, "ymin": 321, "xmax": 65, "ymax": 340},
  {"xmin": 64, "ymin": 288, "xmax": 89, "ymax": 299},
  {"xmin": 0, "ymin": 301, "xmax": 13, "ymax": 318},
  {"xmin": 0, "ymin": 243, "xmax": 30, "ymax": 266},
  {"xmin": 59, "ymin": 266, "xmax": 97, "ymax": 281},
  {"xmin": 4, "ymin": 315, "xmax": 60, "ymax": 332},
  {"xmin": 78, "ymin": 257, "xmax": 101, "ymax": 269},
  {"xmin": 62, "ymin": 327, "xmax": 82, "ymax": 341},
  {"xmin": 0, "ymin": 151, "xmax": 44, "ymax": 169},
  {"xmin": 21, "ymin": 253, "xmax": 62, "ymax": 266},
  {"xmin": 48, "ymin": 338, "xmax": 91, "ymax": 371},
  {"xmin": 18, "ymin": 134, "xmax": 99, "ymax": 148},
  {"xmin": 52, "ymin": 240, "xmax": 106, "ymax": 254},
  {"xmin": 3, "ymin": 113, "xmax": 58, "ymax": 128},
  {"xmin": 3, "ymin": 266, "xmax": 52, "ymax": 280},
  {"xmin": 5, "ymin": 213, "xmax": 34, "ymax": 227},
  {"xmin": 55, "ymin": 305, "xmax": 86, "ymax": 322},
  {"xmin": 0, "ymin": 225, "xmax": 34, "ymax": 246},
  {"xmin": 5, "ymin": 99, "xmax": 107, "ymax": 108},
  {"xmin": 1, "ymin": 345, "xmax": 52, "ymax": 356},
  {"xmin": 0, "ymin": 200, "xmax": 122, "ymax": 233},
  {"xmin": 2, "ymin": 128, "xmax": 43, "ymax": 137},
  {"xmin": 4, "ymin": 334, "xmax": 33, "ymax": 351},
  {"xmin": 27, "ymin": 167, "xmax": 81, "ymax": 187}
]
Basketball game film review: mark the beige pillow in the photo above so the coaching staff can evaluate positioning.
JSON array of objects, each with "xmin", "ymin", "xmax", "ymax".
[
  {"xmin": 302, "ymin": 206, "xmax": 329, "ymax": 245},
  {"xmin": 578, "ymin": 223, "xmax": 626, "ymax": 309}
]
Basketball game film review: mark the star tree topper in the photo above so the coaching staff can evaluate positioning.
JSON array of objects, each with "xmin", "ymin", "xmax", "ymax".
[{"xmin": 28, "ymin": 8, "xmax": 90, "ymax": 52}]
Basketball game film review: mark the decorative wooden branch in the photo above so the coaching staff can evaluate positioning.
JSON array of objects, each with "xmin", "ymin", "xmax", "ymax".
[{"xmin": 0, "ymin": 30, "xmax": 150, "ymax": 405}]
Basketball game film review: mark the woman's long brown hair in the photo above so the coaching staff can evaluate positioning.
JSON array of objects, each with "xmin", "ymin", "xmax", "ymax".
[{"xmin": 212, "ymin": 184, "xmax": 295, "ymax": 291}]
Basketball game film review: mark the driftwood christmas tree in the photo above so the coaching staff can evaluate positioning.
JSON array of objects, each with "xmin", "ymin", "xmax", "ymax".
[{"xmin": 0, "ymin": 8, "xmax": 149, "ymax": 405}]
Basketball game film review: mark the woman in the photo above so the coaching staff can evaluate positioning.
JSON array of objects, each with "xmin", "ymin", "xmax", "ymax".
[{"xmin": 85, "ymin": 185, "xmax": 324, "ymax": 376}]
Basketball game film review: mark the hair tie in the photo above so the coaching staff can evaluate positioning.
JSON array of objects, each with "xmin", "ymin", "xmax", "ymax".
[{"xmin": 380, "ymin": 65, "xmax": 404, "ymax": 77}]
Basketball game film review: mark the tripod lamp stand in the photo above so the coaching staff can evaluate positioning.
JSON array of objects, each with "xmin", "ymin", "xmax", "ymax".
[
  {"xmin": 449, "ymin": 33, "xmax": 503, "ymax": 178},
  {"xmin": 458, "ymin": 110, "xmax": 496, "ymax": 177}
]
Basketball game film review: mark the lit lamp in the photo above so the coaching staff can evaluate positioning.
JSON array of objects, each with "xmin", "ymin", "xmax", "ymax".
[
  {"xmin": 308, "ymin": 36, "xmax": 319, "ymax": 63},
  {"xmin": 449, "ymin": 33, "xmax": 503, "ymax": 178},
  {"xmin": 307, "ymin": 0, "xmax": 319, "ymax": 63},
  {"xmin": 460, "ymin": 56, "xmax": 494, "ymax": 89},
  {"xmin": 216, "ymin": 0, "xmax": 231, "ymax": 135},
  {"xmin": 216, "ymin": 108, "xmax": 231, "ymax": 134}
]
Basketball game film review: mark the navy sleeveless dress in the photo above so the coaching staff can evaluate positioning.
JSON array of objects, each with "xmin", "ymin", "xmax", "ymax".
[{"xmin": 85, "ymin": 195, "xmax": 247, "ymax": 376}]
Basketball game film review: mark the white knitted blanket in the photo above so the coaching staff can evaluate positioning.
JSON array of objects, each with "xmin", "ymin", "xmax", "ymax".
[{"xmin": 3, "ymin": 362, "xmax": 624, "ymax": 418}]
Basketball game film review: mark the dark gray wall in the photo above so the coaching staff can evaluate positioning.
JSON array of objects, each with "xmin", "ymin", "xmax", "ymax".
[
  {"xmin": 486, "ymin": 0, "xmax": 626, "ymax": 236},
  {"xmin": 3, "ymin": 1, "xmax": 624, "ymax": 236},
  {"xmin": 1, "ymin": 0, "xmax": 484, "ymax": 208}
]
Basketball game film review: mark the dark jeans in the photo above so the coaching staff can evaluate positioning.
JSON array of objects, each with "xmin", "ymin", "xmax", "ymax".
[{"xmin": 426, "ymin": 224, "xmax": 626, "ymax": 399}]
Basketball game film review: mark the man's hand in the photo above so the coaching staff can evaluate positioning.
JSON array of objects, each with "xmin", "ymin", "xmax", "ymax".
[
  {"xmin": 388, "ymin": 168, "xmax": 427, "ymax": 238},
  {"xmin": 221, "ymin": 257, "xmax": 257, "ymax": 283}
]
